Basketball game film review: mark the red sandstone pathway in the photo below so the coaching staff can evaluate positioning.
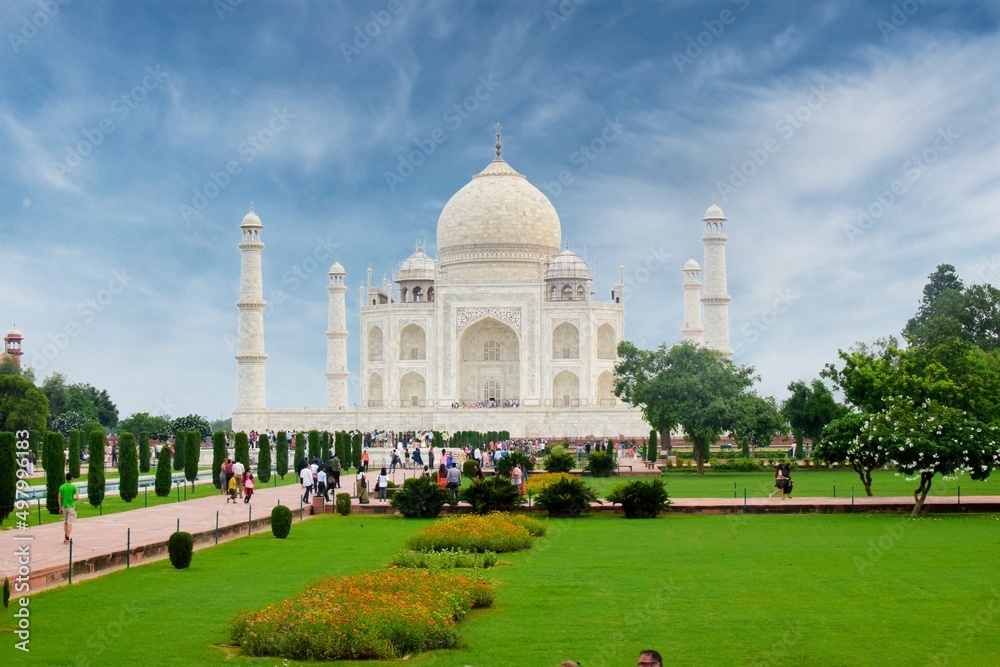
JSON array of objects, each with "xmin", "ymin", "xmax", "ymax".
[{"xmin": 2, "ymin": 462, "xmax": 998, "ymax": 593}]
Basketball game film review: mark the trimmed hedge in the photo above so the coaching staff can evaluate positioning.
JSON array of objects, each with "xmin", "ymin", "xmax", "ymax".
[
  {"xmin": 271, "ymin": 504, "xmax": 293, "ymax": 539},
  {"xmin": 138, "ymin": 432, "xmax": 151, "ymax": 473},
  {"xmin": 44, "ymin": 432, "xmax": 64, "ymax": 514},
  {"xmin": 0, "ymin": 432, "xmax": 16, "ymax": 524},
  {"xmin": 234, "ymin": 432, "xmax": 249, "ymax": 470},
  {"xmin": 257, "ymin": 433, "xmax": 271, "ymax": 483},
  {"xmin": 87, "ymin": 429, "xmax": 106, "ymax": 507},
  {"xmin": 68, "ymin": 430, "xmax": 81, "ymax": 478},
  {"xmin": 275, "ymin": 431, "xmax": 288, "ymax": 478},
  {"xmin": 167, "ymin": 531, "xmax": 194, "ymax": 569},
  {"xmin": 118, "ymin": 432, "xmax": 138, "ymax": 503},
  {"xmin": 335, "ymin": 492, "xmax": 352, "ymax": 516},
  {"xmin": 154, "ymin": 443, "xmax": 172, "ymax": 497}
]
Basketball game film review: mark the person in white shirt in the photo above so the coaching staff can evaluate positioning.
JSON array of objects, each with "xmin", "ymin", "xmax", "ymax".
[
  {"xmin": 376, "ymin": 467, "xmax": 389, "ymax": 502},
  {"xmin": 232, "ymin": 460, "xmax": 246, "ymax": 495},
  {"xmin": 299, "ymin": 465, "xmax": 314, "ymax": 502},
  {"xmin": 316, "ymin": 467, "xmax": 329, "ymax": 502}
]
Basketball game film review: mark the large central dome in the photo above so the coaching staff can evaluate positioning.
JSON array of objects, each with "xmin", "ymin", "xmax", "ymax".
[{"xmin": 436, "ymin": 148, "xmax": 561, "ymax": 280}]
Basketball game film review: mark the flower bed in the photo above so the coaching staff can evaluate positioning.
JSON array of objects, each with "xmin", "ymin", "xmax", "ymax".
[
  {"xmin": 524, "ymin": 472, "xmax": 576, "ymax": 494},
  {"xmin": 229, "ymin": 569, "xmax": 494, "ymax": 661},
  {"xmin": 390, "ymin": 548, "xmax": 499, "ymax": 570},
  {"xmin": 406, "ymin": 512, "xmax": 544, "ymax": 553}
]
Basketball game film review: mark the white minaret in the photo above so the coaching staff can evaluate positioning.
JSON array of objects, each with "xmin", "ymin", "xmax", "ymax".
[
  {"xmin": 700, "ymin": 200, "xmax": 731, "ymax": 356},
  {"xmin": 325, "ymin": 261, "xmax": 349, "ymax": 409},
  {"xmin": 236, "ymin": 204, "xmax": 267, "ymax": 410},
  {"xmin": 681, "ymin": 256, "xmax": 704, "ymax": 344}
]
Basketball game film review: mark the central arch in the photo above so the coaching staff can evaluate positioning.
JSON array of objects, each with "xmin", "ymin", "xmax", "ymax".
[{"xmin": 458, "ymin": 317, "xmax": 520, "ymax": 405}]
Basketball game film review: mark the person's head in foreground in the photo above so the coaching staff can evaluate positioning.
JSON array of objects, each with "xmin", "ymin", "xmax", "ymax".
[{"xmin": 638, "ymin": 649, "xmax": 662, "ymax": 667}]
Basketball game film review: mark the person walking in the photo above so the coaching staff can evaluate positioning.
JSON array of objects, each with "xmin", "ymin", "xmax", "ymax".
[
  {"xmin": 376, "ymin": 467, "xmax": 389, "ymax": 502},
  {"xmin": 316, "ymin": 466, "xmax": 329, "ymax": 502},
  {"xmin": 59, "ymin": 473, "xmax": 77, "ymax": 545},
  {"xmin": 446, "ymin": 462, "xmax": 463, "ymax": 503},
  {"xmin": 232, "ymin": 458, "xmax": 246, "ymax": 496},
  {"xmin": 330, "ymin": 454, "xmax": 342, "ymax": 489},
  {"xmin": 299, "ymin": 463, "xmax": 313, "ymax": 502}
]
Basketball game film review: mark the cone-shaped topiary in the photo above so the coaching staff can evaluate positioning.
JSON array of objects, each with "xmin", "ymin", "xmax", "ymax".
[
  {"xmin": 647, "ymin": 430, "xmax": 658, "ymax": 462},
  {"xmin": 68, "ymin": 430, "xmax": 81, "ymax": 478},
  {"xmin": 138, "ymin": 432, "xmax": 151, "ymax": 473},
  {"xmin": 293, "ymin": 432, "xmax": 305, "ymax": 471},
  {"xmin": 308, "ymin": 430, "xmax": 320, "ymax": 461},
  {"xmin": 44, "ymin": 431, "xmax": 65, "ymax": 514},
  {"xmin": 154, "ymin": 443, "xmax": 172, "ymax": 497},
  {"xmin": 270, "ymin": 504, "xmax": 293, "ymax": 538},
  {"xmin": 118, "ymin": 432, "xmax": 138, "ymax": 503},
  {"xmin": 257, "ymin": 433, "xmax": 271, "ymax": 483},
  {"xmin": 184, "ymin": 431, "xmax": 199, "ymax": 488},
  {"xmin": 167, "ymin": 531, "xmax": 194, "ymax": 569},
  {"xmin": 172, "ymin": 430, "xmax": 185, "ymax": 471},
  {"xmin": 87, "ymin": 429, "xmax": 106, "ymax": 507},
  {"xmin": 275, "ymin": 431, "xmax": 288, "ymax": 478},
  {"xmin": 351, "ymin": 433, "xmax": 362, "ymax": 470},
  {"xmin": 212, "ymin": 430, "xmax": 226, "ymax": 489},
  {"xmin": 234, "ymin": 432, "xmax": 249, "ymax": 470}
]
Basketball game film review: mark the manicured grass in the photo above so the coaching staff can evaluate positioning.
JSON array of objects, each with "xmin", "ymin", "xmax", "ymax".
[{"xmin": 8, "ymin": 513, "xmax": 1000, "ymax": 666}]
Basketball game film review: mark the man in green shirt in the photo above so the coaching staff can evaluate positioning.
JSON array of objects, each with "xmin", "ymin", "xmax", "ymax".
[{"xmin": 59, "ymin": 473, "xmax": 77, "ymax": 545}]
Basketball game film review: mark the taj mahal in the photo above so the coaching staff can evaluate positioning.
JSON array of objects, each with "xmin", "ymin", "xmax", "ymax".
[{"xmin": 231, "ymin": 130, "xmax": 732, "ymax": 438}]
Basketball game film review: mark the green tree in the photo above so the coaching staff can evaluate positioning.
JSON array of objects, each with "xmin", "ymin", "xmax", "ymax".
[
  {"xmin": 172, "ymin": 430, "xmax": 186, "ymax": 472},
  {"xmin": 351, "ymin": 432, "xmax": 362, "ymax": 470},
  {"xmin": 0, "ymin": 432, "xmax": 15, "ymax": 525},
  {"xmin": 781, "ymin": 380, "xmax": 845, "ymax": 458},
  {"xmin": 647, "ymin": 430, "xmax": 658, "ymax": 462},
  {"xmin": 257, "ymin": 433, "xmax": 272, "ymax": 483},
  {"xmin": 614, "ymin": 340, "xmax": 756, "ymax": 475},
  {"xmin": 87, "ymin": 428, "xmax": 106, "ymax": 507},
  {"xmin": 210, "ymin": 417, "xmax": 232, "ymax": 433},
  {"xmin": 184, "ymin": 431, "xmax": 200, "ymax": 488},
  {"xmin": 814, "ymin": 412, "xmax": 886, "ymax": 496},
  {"xmin": 138, "ymin": 432, "xmax": 151, "ymax": 473},
  {"xmin": 275, "ymin": 431, "xmax": 288, "ymax": 478},
  {"xmin": 169, "ymin": 414, "xmax": 212, "ymax": 439},
  {"xmin": 730, "ymin": 393, "xmax": 786, "ymax": 457},
  {"xmin": 0, "ymin": 374, "xmax": 49, "ymax": 436},
  {"xmin": 41, "ymin": 372, "xmax": 69, "ymax": 422},
  {"xmin": 308, "ymin": 430, "xmax": 320, "ymax": 460},
  {"xmin": 68, "ymin": 430, "xmax": 81, "ymax": 478},
  {"xmin": 118, "ymin": 432, "xmax": 138, "ymax": 502},
  {"xmin": 903, "ymin": 264, "xmax": 964, "ymax": 341},
  {"xmin": 234, "ymin": 432, "xmax": 250, "ymax": 470},
  {"xmin": 320, "ymin": 431, "xmax": 330, "ymax": 463},
  {"xmin": 50, "ymin": 410, "xmax": 88, "ymax": 435},
  {"xmin": 293, "ymin": 431, "xmax": 305, "ymax": 469},
  {"xmin": 80, "ymin": 421, "xmax": 103, "ymax": 453},
  {"xmin": 212, "ymin": 430, "xmax": 227, "ymax": 488},
  {"xmin": 154, "ymin": 442, "xmax": 172, "ymax": 497},
  {"xmin": 118, "ymin": 412, "xmax": 170, "ymax": 440},
  {"xmin": 44, "ymin": 431, "xmax": 65, "ymax": 514},
  {"xmin": 67, "ymin": 383, "xmax": 118, "ymax": 429}
]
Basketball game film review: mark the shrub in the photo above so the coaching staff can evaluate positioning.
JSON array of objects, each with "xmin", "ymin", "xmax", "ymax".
[
  {"xmin": 308, "ymin": 430, "xmax": 320, "ymax": 461},
  {"xmin": 257, "ymin": 433, "xmax": 271, "ymax": 483},
  {"xmin": 87, "ymin": 429, "xmax": 106, "ymax": 507},
  {"xmin": 275, "ymin": 431, "xmax": 288, "ymax": 478},
  {"xmin": 524, "ymin": 472, "xmax": 575, "ymax": 495},
  {"xmin": 229, "ymin": 570, "xmax": 494, "ymax": 661},
  {"xmin": 184, "ymin": 431, "xmax": 200, "ymax": 487},
  {"xmin": 211, "ymin": 430, "xmax": 227, "ymax": 488},
  {"xmin": 154, "ymin": 444, "xmax": 172, "ymax": 497},
  {"xmin": 351, "ymin": 432, "xmax": 363, "ymax": 470},
  {"xmin": 534, "ymin": 476, "xmax": 597, "ymax": 518},
  {"xmin": 543, "ymin": 445, "xmax": 575, "ymax": 473},
  {"xmin": 271, "ymin": 504, "xmax": 293, "ymax": 539},
  {"xmin": 68, "ymin": 430, "xmax": 81, "ymax": 478},
  {"xmin": 585, "ymin": 450, "xmax": 616, "ymax": 477},
  {"xmin": 172, "ymin": 430, "xmax": 185, "ymax": 472},
  {"xmin": 44, "ymin": 432, "xmax": 64, "ymax": 514},
  {"xmin": 335, "ymin": 492, "xmax": 352, "ymax": 516},
  {"xmin": 459, "ymin": 475, "xmax": 524, "ymax": 514},
  {"xmin": 118, "ymin": 432, "xmax": 138, "ymax": 503},
  {"xmin": 0, "ymin": 432, "xmax": 15, "ymax": 524},
  {"xmin": 462, "ymin": 459, "xmax": 479, "ymax": 479},
  {"xmin": 495, "ymin": 450, "xmax": 533, "ymax": 477},
  {"xmin": 647, "ymin": 430, "xmax": 658, "ymax": 462},
  {"xmin": 392, "ymin": 475, "xmax": 450, "ymax": 518},
  {"xmin": 167, "ymin": 531, "xmax": 194, "ymax": 569},
  {"xmin": 389, "ymin": 548, "xmax": 498, "ymax": 570},
  {"xmin": 710, "ymin": 457, "xmax": 764, "ymax": 472},
  {"xmin": 234, "ymin": 432, "xmax": 249, "ymax": 470},
  {"xmin": 606, "ymin": 479, "xmax": 671, "ymax": 518},
  {"xmin": 138, "ymin": 432, "xmax": 151, "ymax": 473},
  {"xmin": 406, "ymin": 513, "xmax": 535, "ymax": 553},
  {"xmin": 293, "ymin": 432, "xmax": 305, "ymax": 469}
]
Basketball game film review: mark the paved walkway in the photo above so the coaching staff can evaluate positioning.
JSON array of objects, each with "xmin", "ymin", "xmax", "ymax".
[{"xmin": 3, "ymin": 460, "xmax": 998, "ymax": 593}]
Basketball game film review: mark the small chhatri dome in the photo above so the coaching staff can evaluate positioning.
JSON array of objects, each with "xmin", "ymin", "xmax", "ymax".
[
  {"xmin": 329, "ymin": 260, "xmax": 345, "ymax": 275},
  {"xmin": 703, "ymin": 198, "xmax": 726, "ymax": 221},
  {"xmin": 399, "ymin": 244, "xmax": 438, "ymax": 281},
  {"xmin": 242, "ymin": 202, "xmax": 262, "ymax": 227},
  {"xmin": 684, "ymin": 257, "xmax": 701, "ymax": 272},
  {"xmin": 6, "ymin": 325, "xmax": 22, "ymax": 339},
  {"xmin": 546, "ymin": 247, "xmax": 591, "ymax": 281}
]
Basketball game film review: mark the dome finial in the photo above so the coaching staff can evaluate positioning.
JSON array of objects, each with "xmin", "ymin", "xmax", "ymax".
[
  {"xmin": 495, "ymin": 123, "xmax": 502, "ymax": 158},
  {"xmin": 249, "ymin": 201, "xmax": 254, "ymax": 212}
]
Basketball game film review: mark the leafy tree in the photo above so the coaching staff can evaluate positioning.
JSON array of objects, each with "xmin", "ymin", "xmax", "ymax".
[
  {"xmin": 212, "ymin": 430, "xmax": 227, "ymax": 488},
  {"xmin": 320, "ymin": 431, "xmax": 330, "ymax": 463},
  {"xmin": 781, "ymin": 380, "xmax": 844, "ymax": 458},
  {"xmin": 257, "ymin": 433, "xmax": 271, "ymax": 483},
  {"xmin": 814, "ymin": 412, "xmax": 886, "ymax": 496},
  {"xmin": 118, "ymin": 412, "xmax": 170, "ymax": 440},
  {"xmin": 169, "ymin": 414, "xmax": 211, "ymax": 439},
  {"xmin": 68, "ymin": 430, "xmax": 81, "ymax": 478},
  {"xmin": 87, "ymin": 428, "xmax": 106, "ymax": 507},
  {"xmin": 154, "ymin": 442, "xmax": 172, "ymax": 497},
  {"xmin": 138, "ymin": 432, "xmax": 151, "ymax": 473},
  {"xmin": 41, "ymin": 372, "xmax": 69, "ymax": 421},
  {"xmin": 118, "ymin": 432, "xmax": 138, "ymax": 502},
  {"xmin": 0, "ymin": 357, "xmax": 20, "ymax": 376},
  {"xmin": 0, "ymin": 432, "xmax": 15, "ymax": 525},
  {"xmin": 0, "ymin": 374, "xmax": 49, "ymax": 436},
  {"xmin": 67, "ymin": 383, "xmax": 118, "ymax": 429},
  {"xmin": 730, "ymin": 393, "xmax": 786, "ymax": 457},
  {"xmin": 615, "ymin": 340, "xmax": 756, "ymax": 474},
  {"xmin": 903, "ymin": 264, "xmax": 964, "ymax": 341},
  {"xmin": 44, "ymin": 431, "xmax": 64, "ymax": 514},
  {"xmin": 234, "ymin": 432, "xmax": 250, "ymax": 470},
  {"xmin": 50, "ymin": 410, "xmax": 88, "ymax": 435},
  {"xmin": 210, "ymin": 417, "xmax": 232, "ymax": 433},
  {"xmin": 184, "ymin": 431, "xmax": 200, "ymax": 488},
  {"xmin": 275, "ymin": 431, "xmax": 288, "ymax": 478}
]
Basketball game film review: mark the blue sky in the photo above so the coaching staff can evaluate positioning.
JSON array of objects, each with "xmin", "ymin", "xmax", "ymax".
[{"xmin": 1, "ymin": 0, "xmax": 998, "ymax": 423}]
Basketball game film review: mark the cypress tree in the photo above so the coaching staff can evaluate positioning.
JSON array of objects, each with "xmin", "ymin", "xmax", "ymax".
[
  {"xmin": 351, "ymin": 432, "xmax": 362, "ymax": 470},
  {"xmin": 275, "ymin": 431, "xmax": 289, "ymax": 478},
  {"xmin": 333, "ymin": 432, "xmax": 344, "ymax": 466},
  {"xmin": 212, "ymin": 430, "xmax": 227, "ymax": 489},
  {"xmin": 68, "ymin": 430, "xmax": 81, "ymax": 478},
  {"xmin": 321, "ymin": 431, "xmax": 330, "ymax": 463},
  {"xmin": 118, "ymin": 432, "xmax": 138, "ymax": 503},
  {"xmin": 648, "ymin": 430, "xmax": 658, "ymax": 463},
  {"xmin": 308, "ymin": 430, "xmax": 320, "ymax": 461},
  {"xmin": 172, "ymin": 430, "xmax": 186, "ymax": 471},
  {"xmin": 184, "ymin": 431, "xmax": 199, "ymax": 488},
  {"xmin": 235, "ymin": 432, "xmax": 250, "ymax": 470},
  {"xmin": 87, "ymin": 428, "xmax": 106, "ymax": 507},
  {"xmin": 154, "ymin": 441, "xmax": 172, "ymax": 497},
  {"xmin": 0, "ymin": 432, "xmax": 15, "ymax": 525},
  {"xmin": 293, "ymin": 432, "xmax": 305, "ymax": 470},
  {"xmin": 257, "ymin": 433, "xmax": 271, "ymax": 483},
  {"xmin": 139, "ymin": 432, "xmax": 151, "ymax": 473},
  {"xmin": 44, "ymin": 432, "xmax": 65, "ymax": 514}
]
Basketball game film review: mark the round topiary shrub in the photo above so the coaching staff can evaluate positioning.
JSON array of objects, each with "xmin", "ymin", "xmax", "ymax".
[
  {"xmin": 543, "ymin": 445, "xmax": 575, "ymax": 473},
  {"xmin": 462, "ymin": 459, "xmax": 479, "ymax": 479},
  {"xmin": 335, "ymin": 492, "xmax": 352, "ymax": 516},
  {"xmin": 167, "ymin": 531, "xmax": 194, "ymax": 569},
  {"xmin": 535, "ymin": 476, "xmax": 597, "ymax": 518},
  {"xmin": 271, "ymin": 504, "xmax": 293, "ymax": 539}
]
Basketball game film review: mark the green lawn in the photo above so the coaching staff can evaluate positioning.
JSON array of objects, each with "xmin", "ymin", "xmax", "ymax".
[{"xmin": 7, "ymin": 513, "xmax": 1000, "ymax": 666}]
